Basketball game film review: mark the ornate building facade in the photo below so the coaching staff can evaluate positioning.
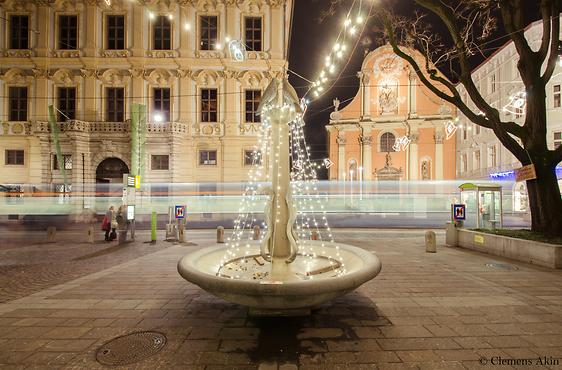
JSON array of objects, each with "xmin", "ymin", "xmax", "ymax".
[
  {"xmin": 326, "ymin": 45, "xmax": 457, "ymax": 181},
  {"xmin": 0, "ymin": 0, "xmax": 293, "ymax": 189}
]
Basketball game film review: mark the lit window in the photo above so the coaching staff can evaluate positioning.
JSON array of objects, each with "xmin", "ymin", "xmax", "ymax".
[{"xmin": 554, "ymin": 132, "xmax": 561, "ymax": 149}]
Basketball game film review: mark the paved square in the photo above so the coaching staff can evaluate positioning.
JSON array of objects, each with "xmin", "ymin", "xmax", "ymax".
[{"xmin": 0, "ymin": 229, "xmax": 561, "ymax": 369}]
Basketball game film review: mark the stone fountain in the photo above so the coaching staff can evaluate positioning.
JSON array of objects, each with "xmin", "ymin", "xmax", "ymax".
[{"xmin": 178, "ymin": 78, "xmax": 381, "ymax": 316}]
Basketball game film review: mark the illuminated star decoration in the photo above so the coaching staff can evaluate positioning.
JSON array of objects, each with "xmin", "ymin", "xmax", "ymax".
[
  {"xmin": 393, "ymin": 136, "xmax": 411, "ymax": 152},
  {"xmin": 503, "ymin": 91, "xmax": 527, "ymax": 115},
  {"xmin": 228, "ymin": 40, "xmax": 246, "ymax": 62},
  {"xmin": 444, "ymin": 120, "xmax": 458, "ymax": 140}
]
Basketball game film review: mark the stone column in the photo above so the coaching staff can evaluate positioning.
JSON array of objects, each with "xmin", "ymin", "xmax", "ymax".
[
  {"xmin": 435, "ymin": 130, "xmax": 444, "ymax": 180},
  {"xmin": 35, "ymin": 3, "xmax": 52, "ymax": 57},
  {"xmin": 360, "ymin": 72, "xmax": 371, "ymax": 119},
  {"xmin": 83, "ymin": 1, "xmax": 99, "ymax": 57},
  {"xmin": 408, "ymin": 69, "xmax": 417, "ymax": 117},
  {"xmin": 408, "ymin": 133, "xmax": 419, "ymax": 180},
  {"xmin": 359, "ymin": 135, "xmax": 373, "ymax": 180},
  {"xmin": 131, "ymin": 3, "xmax": 145, "ymax": 57},
  {"xmin": 337, "ymin": 134, "xmax": 346, "ymax": 180},
  {"xmin": 81, "ymin": 69, "xmax": 98, "ymax": 121}
]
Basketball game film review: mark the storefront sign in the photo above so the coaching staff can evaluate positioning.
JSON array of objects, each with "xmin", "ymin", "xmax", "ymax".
[{"xmin": 515, "ymin": 164, "xmax": 537, "ymax": 182}]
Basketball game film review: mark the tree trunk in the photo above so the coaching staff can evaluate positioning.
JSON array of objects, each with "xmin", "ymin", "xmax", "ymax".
[{"xmin": 525, "ymin": 159, "xmax": 562, "ymax": 236}]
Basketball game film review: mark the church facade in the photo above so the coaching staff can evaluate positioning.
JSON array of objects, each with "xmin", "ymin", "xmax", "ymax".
[{"xmin": 326, "ymin": 45, "xmax": 457, "ymax": 181}]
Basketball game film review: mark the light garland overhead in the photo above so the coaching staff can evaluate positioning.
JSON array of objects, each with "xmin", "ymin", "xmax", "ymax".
[{"xmin": 309, "ymin": 0, "xmax": 372, "ymax": 100}]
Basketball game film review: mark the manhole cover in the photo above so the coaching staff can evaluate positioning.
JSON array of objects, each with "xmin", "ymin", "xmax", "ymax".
[
  {"xmin": 96, "ymin": 331, "xmax": 166, "ymax": 366},
  {"xmin": 486, "ymin": 262, "xmax": 519, "ymax": 270}
]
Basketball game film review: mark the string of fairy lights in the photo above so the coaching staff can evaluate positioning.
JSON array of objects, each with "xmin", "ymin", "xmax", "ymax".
[{"xmin": 217, "ymin": 98, "xmax": 346, "ymax": 279}]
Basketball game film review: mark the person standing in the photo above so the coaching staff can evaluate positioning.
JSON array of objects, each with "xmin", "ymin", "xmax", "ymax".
[{"xmin": 103, "ymin": 205, "xmax": 116, "ymax": 241}]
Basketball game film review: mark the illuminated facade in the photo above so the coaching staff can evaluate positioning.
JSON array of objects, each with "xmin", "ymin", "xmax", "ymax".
[
  {"xmin": 326, "ymin": 45, "xmax": 457, "ymax": 181},
  {"xmin": 0, "ymin": 0, "xmax": 293, "ymax": 189},
  {"xmin": 455, "ymin": 19, "xmax": 562, "ymax": 211}
]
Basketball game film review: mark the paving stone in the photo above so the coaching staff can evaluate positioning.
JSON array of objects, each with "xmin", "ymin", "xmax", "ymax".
[{"xmin": 0, "ymin": 230, "xmax": 561, "ymax": 369}]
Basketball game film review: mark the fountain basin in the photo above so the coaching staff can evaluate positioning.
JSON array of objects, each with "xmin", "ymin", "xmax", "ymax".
[{"xmin": 177, "ymin": 240, "xmax": 382, "ymax": 315}]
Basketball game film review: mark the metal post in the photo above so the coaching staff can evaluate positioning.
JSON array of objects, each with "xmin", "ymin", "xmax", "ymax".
[{"xmin": 151, "ymin": 211, "xmax": 157, "ymax": 243}]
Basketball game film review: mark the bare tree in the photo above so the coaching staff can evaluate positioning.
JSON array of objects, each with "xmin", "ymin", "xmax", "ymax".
[{"xmin": 366, "ymin": 0, "xmax": 561, "ymax": 236}]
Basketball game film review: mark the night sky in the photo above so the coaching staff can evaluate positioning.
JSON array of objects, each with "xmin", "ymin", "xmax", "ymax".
[{"xmin": 288, "ymin": 0, "xmax": 542, "ymax": 167}]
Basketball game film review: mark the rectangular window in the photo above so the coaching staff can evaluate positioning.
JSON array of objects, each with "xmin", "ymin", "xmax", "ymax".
[
  {"xmin": 462, "ymin": 154, "xmax": 467, "ymax": 173},
  {"xmin": 106, "ymin": 15, "xmax": 125, "ymax": 50},
  {"xmin": 199, "ymin": 15, "xmax": 218, "ymax": 50},
  {"xmin": 58, "ymin": 15, "xmax": 78, "ymax": 50},
  {"xmin": 488, "ymin": 146, "xmax": 497, "ymax": 167},
  {"xmin": 151, "ymin": 155, "xmax": 169, "ymax": 170},
  {"xmin": 490, "ymin": 74, "xmax": 496, "ymax": 93},
  {"xmin": 9, "ymin": 15, "xmax": 29, "ymax": 49},
  {"xmin": 105, "ymin": 87, "xmax": 124, "ymax": 122},
  {"xmin": 201, "ymin": 89, "xmax": 218, "ymax": 122},
  {"xmin": 554, "ymin": 132, "xmax": 562, "ymax": 149},
  {"xmin": 57, "ymin": 87, "xmax": 76, "ymax": 121},
  {"xmin": 244, "ymin": 17, "xmax": 262, "ymax": 52},
  {"xmin": 5, "ymin": 150, "xmax": 24, "ymax": 165},
  {"xmin": 53, "ymin": 154, "xmax": 72, "ymax": 170},
  {"xmin": 554, "ymin": 85, "xmax": 561, "ymax": 108},
  {"xmin": 244, "ymin": 150, "xmax": 262, "ymax": 166},
  {"xmin": 9, "ymin": 87, "xmax": 27, "ymax": 121},
  {"xmin": 475, "ymin": 124, "xmax": 480, "ymax": 135},
  {"xmin": 474, "ymin": 150, "xmax": 480, "ymax": 170},
  {"xmin": 153, "ymin": 15, "xmax": 171, "ymax": 50},
  {"xmin": 199, "ymin": 150, "xmax": 217, "ymax": 166},
  {"xmin": 153, "ymin": 88, "xmax": 171, "ymax": 121},
  {"xmin": 245, "ymin": 90, "xmax": 261, "ymax": 123}
]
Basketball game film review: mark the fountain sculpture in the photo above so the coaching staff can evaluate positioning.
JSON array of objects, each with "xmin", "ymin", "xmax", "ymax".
[{"xmin": 178, "ymin": 78, "xmax": 381, "ymax": 316}]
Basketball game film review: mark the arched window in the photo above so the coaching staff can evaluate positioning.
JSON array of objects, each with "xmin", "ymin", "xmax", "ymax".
[{"xmin": 380, "ymin": 132, "xmax": 396, "ymax": 152}]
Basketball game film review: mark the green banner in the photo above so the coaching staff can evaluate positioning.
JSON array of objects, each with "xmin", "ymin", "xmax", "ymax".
[
  {"xmin": 130, "ymin": 103, "xmax": 147, "ymax": 180},
  {"xmin": 48, "ymin": 105, "xmax": 68, "ymax": 186}
]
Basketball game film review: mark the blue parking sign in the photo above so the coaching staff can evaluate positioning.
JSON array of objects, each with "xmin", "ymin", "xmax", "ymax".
[{"xmin": 175, "ymin": 205, "xmax": 186, "ymax": 219}]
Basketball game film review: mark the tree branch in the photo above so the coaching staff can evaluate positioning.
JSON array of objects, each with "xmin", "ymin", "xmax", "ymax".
[
  {"xmin": 541, "ymin": 0, "xmax": 560, "ymax": 83},
  {"xmin": 537, "ymin": 0, "xmax": 553, "ymax": 63}
]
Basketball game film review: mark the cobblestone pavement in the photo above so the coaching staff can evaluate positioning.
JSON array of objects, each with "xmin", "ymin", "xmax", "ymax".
[
  {"xmin": 0, "ymin": 229, "xmax": 561, "ymax": 369},
  {"xmin": 0, "ymin": 230, "xmax": 182, "ymax": 303}
]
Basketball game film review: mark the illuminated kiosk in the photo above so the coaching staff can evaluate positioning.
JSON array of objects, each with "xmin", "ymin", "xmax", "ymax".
[
  {"xmin": 178, "ymin": 79, "xmax": 382, "ymax": 316},
  {"xmin": 459, "ymin": 183, "xmax": 503, "ymax": 229}
]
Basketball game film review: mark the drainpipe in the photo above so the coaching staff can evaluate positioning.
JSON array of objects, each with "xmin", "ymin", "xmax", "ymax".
[
  {"xmin": 404, "ymin": 120, "xmax": 411, "ymax": 180},
  {"xmin": 356, "ymin": 123, "xmax": 364, "ymax": 170}
]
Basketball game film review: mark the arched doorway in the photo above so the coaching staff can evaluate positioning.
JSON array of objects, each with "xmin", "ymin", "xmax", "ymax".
[{"xmin": 96, "ymin": 157, "xmax": 129, "ymax": 183}]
